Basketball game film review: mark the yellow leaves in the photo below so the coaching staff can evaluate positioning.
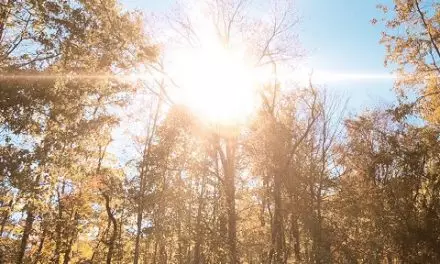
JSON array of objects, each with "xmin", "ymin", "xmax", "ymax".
[
  {"xmin": 416, "ymin": 71, "xmax": 440, "ymax": 122},
  {"xmin": 382, "ymin": 1, "xmax": 440, "ymax": 124},
  {"xmin": 394, "ymin": 0, "xmax": 415, "ymax": 20},
  {"xmin": 75, "ymin": 240, "xmax": 95, "ymax": 259}
]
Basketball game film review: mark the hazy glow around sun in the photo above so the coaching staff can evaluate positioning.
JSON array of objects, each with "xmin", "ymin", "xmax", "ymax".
[
  {"xmin": 158, "ymin": 1, "xmax": 268, "ymax": 125},
  {"xmin": 168, "ymin": 38, "xmax": 261, "ymax": 125}
]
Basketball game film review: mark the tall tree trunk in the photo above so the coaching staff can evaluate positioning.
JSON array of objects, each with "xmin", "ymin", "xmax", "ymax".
[
  {"xmin": 134, "ymin": 163, "xmax": 147, "ymax": 264},
  {"xmin": 290, "ymin": 204, "xmax": 301, "ymax": 261},
  {"xmin": 221, "ymin": 138, "xmax": 238, "ymax": 264},
  {"xmin": 134, "ymin": 86, "xmax": 161, "ymax": 264},
  {"xmin": 103, "ymin": 192, "xmax": 118, "ymax": 264},
  {"xmin": 90, "ymin": 227, "xmax": 104, "ymax": 263},
  {"xmin": 17, "ymin": 208, "xmax": 34, "ymax": 264},
  {"xmin": 0, "ymin": 199, "xmax": 12, "ymax": 235},
  {"xmin": 53, "ymin": 183, "xmax": 66, "ymax": 264},
  {"xmin": 315, "ymin": 184, "xmax": 323, "ymax": 264},
  {"xmin": 134, "ymin": 191, "xmax": 144, "ymax": 264},
  {"xmin": 153, "ymin": 240, "xmax": 158, "ymax": 264},
  {"xmin": 33, "ymin": 227, "xmax": 47, "ymax": 264},
  {"xmin": 160, "ymin": 244, "xmax": 167, "ymax": 264},
  {"xmin": 194, "ymin": 179, "xmax": 206, "ymax": 264},
  {"xmin": 63, "ymin": 236, "xmax": 74, "ymax": 264},
  {"xmin": 63, "ymin": 211, "xmax": 79, "ymax": 264},
  {"xmin": 177, "ymin": 220, "xmax": 183, "ymax": 264},
  {"xmin": 271, "ymin": 170, "xmax": 284, "ymax": 264},
  {"xmin": 63, "ymin": 237, "xmax": 74, "ymax": 264},
  {"xmin": 118, "ymin": 210, "xmax": 124, "ymax": 264}
]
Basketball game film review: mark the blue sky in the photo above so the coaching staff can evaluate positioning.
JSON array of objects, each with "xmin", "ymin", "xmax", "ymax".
[
  {"xmin": 296, "ymin": 0, "xmax": 396, "ymax": 113},
  {"xmin": 121, "ymin": 0, "xmax": 397, "ymax": 114}
]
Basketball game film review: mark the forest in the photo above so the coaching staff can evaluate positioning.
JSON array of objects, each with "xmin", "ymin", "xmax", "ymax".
[{"xmin": 1, "ymin": 0, "xmax": 440, "ymax": 263}]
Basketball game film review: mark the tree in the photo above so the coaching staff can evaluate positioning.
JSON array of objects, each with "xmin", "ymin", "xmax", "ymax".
[
  {"xmin": 378, "ymin": 0, "xmax": 440, "ymax": 123},
  {"xmin": 0, "ymin": 0, "xmax": 155, "ymax": 263},
  {"xmin": 334, "ymin": 108, "xmax": 440, "ymax": 263},
  {"xmin": 157, "ymin": 1, "xmax": 301, "ymax": 262}
]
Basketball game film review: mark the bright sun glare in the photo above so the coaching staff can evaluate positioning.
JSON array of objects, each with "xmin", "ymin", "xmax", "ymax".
[
  {"xmin": 170, "ymin": 44, "xmax": 258, "ymax": 124},
  {"xmin": 164, "ymin": 3, "xmax": 263, "ymax": 125}
]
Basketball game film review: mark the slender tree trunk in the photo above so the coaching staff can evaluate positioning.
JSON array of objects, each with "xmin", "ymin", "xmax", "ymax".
[
  {"xmin": 194, "ymin": 179, "xmax": 206, "ymax": 264},
  {"xmin": 160, "ymin": 244, "xmax": 167, "ymax": 264},
  {"xmin": 271, "ymin": 170, "xmax": 284, "ymax": 264},
  {"xmin": 63, "ymin": 237, "xmax": 74, "ymax": 264},
  {"xmin": 63, "ymin": 211, "xmax": 79, "ymax": 264},
  {"xmin": 63, "ymin": 238, "xmax": 74, "ymax": 264},
  {"xmin": 177, "ymin": 220, "xmax": 183, "ymax": 264},
  {"xmin": 186, "ymin": 201, "xmax": 193, "ymax": 264},
  {"xmin": 0, "ymin": 199, "xmax": 12, "ymax": 236},
  {"xmin": 386, "ymin": 254, "xmax": 393, "ymax": 264},
  {"xmin": 90, "ymin": 227, "xmax": 104, "ymax": 263},
  {"xmin": 63, "ymin": 232, "xmax": 74, "ymax": 264},
  {"xmin": 118, "ymin": 210, "xmax": 124, "ymax": 263},
  {"xmin": 53, "ymin": 184, "xmax": 65, "ymax": 264},
  {"xmin": 315, "ymin": 184, "xmax": 323, "ymax": 264},
  {"xmin": 17, "ymin": 208, "xmax": 34, "ymax": 264},
  {"xmin": 290, "ymin": 201, "xmax": 301, "ymax": 261},
  {"xmin": 33, "ymin": 227, "xmax": 47, "ymax": 264},
  {"xmin": 222, "ymin": 138, "xmax": 238, "ymax": 264},
  {"xmin": 134, "ymin": 194, "xmax": 144, "ymax": 264},
  {"xmin": 134, "ymin": 164, "xmax": 147, "ymax": 264},
  {"xmin": 153, "ymin": 241, "xmax": 158, "ymax": 264},
  {"xmin": 214, "ymin": 153, "xmax": 227, "ymax": 264},
  {"xmin": 135, "ymin": 85, "xmax": 161, "ymax": 264},
  {"xmin": 103, "ymin": 193, "xmax": 118, "ymax": 264}
]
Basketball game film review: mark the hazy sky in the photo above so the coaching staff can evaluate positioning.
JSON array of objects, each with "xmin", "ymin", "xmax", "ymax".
[{"xmin": 121, "ymin": 0, "xmax": 398, "ymax": 114}]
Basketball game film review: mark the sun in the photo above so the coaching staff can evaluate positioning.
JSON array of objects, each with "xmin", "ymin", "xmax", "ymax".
[
  {"xmin": 157, "ymin": 0, "xmax": 283, "ymax": 126},
  {"xmin": 169, "ymin": 42, "xmax": 259, "ymax": 124},
  {"xmin": 168, "ymin": 42, "xmax": 261, "ymax": 125}
]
